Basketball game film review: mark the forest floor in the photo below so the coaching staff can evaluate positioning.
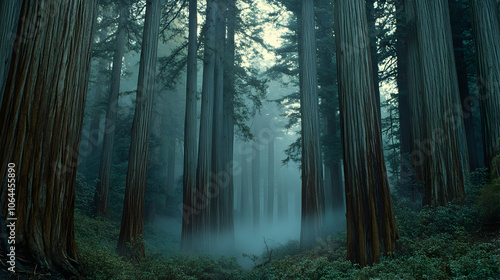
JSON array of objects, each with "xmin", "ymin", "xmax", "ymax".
[{"xmin": 2, "ymin": 169, "xmax": 500, "ymax": 279}]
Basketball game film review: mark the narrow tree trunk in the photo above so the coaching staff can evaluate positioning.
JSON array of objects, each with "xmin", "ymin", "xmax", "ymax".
[
  {"xmin": 0, "ymin": 0, "xmax": 97, "ymax": 274},
  {"xmin": 469, "ymin": 0, "xmax": 500, "ymax": 169},
  {"xmin": 85, "ymin": 26, "xmax": 108, "ymax": 181},
  {"xmin": 0, "ymin": 0, "xmax": 23, "ymax": 102},
  {"xmin": 181, "ymin": 0, "xmax": 198, "ymax": 252},
  {"xmin": 335, "ymin": 0, "xmax": 398, "ymax": 266},
  {"xmin": 395, "ymin": 0, "xmax": 411, "ymax": 160},
  {"xmin": 167, "ymin": 135, "xmax": 176, "ymax": 194},
  {"xmin": 95, "ymin": 1, "xmax": 129, "ymax": 217},
  {"xmin": 299, "ymin": 0, "xmax": 325, "ymax": 249},
  {"xmin": 267, "ymin": 138, "xmax": 275, "ymax": 225},
  {"xmin": 241, "ymin": 152, "xmax": 250, "ymax": 222},
  {"xmin": 252, "ymin": 138, "xmax": 261, "ymax": 232},
  {"xmin": 117, "ymin": 0, "xmax": 161, "ymax": 258},
  {"xmin": 221, "ymin": 0, "xmax": 236, "ymax": 245}
]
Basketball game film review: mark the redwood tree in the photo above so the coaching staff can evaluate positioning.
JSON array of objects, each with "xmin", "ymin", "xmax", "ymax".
[
  {"xmin": 469, "ymin": 0, "xmax": 500, "ymax": 169},
  {"xmin": 334, "ymin": 0, "xmax": 398, "ymax": 266},
  {"xmin": 117, "ymin": 0, "xmax": 161, "ymax": 258},
  {"xmin": 406, "ymin": 0, "xmax": 467, "ymax": 206},
  {"xmin": 181, "ymin": 0, "xmax": 198, "ymax": 251},
  {"xmin": 299, "ymin": 0, "xmax": 325, "ymax": 249},
  {"xmin": 0, "ymin": 0, "xmax": 97, "ymax": 274},
  {"xmin": 95, "ymin": 0, "xmax": 130, "ymax": 217}
]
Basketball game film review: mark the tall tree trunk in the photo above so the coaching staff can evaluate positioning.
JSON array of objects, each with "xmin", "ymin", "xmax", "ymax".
[
  {"xmin": 335, "ymin": 0, "xmax": 398, "ymax": 267},
  {"xmin": 252, "ymin": 137, "xmax": 261, "ymax": 232},
  {"xmin": 408, "ymin": 0, "xmax": 467, "ymax": 206},
  {"xmin": 299, "ymin": 0, "xmax": 325, "ymax": 249},
  {"xmin": 241, "ymin": 152, "xmax": 250, "ymax": 222},
  {"xmin": 95, "ymin": 1, "xmax": 129, "ymax": 217},
  {"xmin": 193, "ymin": 0, "xmax": 217, "ymax": 250},
  {"xmin": 405, "ymin": 0, "xmax": 425, "ymax": 179},
  {"xmin": 394, "ymin": 0, "xmax": 412, "ymax": 181},
  {"xmin": 469, "ymin": 0, "xmax": 500, "ymax": 169},
  {"xmin": 316, "ymin": 0, "xmax": 344, "ymax": 213},
  {"xmin": 181, "ymin": 0, "xmax": 198, "ymax": 252},
  {"xmin": 84, "ymin": 26, "xmax": 108, "ymax": 182},
  {"xmin": 267, "ymin": 138, "xmax": 275, "ymax": 225},
  {"xmin": 167, "ymin": 135, "xmax": 176, "ymax": 194},
  {"xmin": 222, "ymin": 0, "xmax": 236, "ymax": 245},
  {"xmin": 449, "ymin": 0, "xmax": 481, "ymax": 171},
  {"xmin": 210, "ymin": 2, "xmax": 225, "ymax": 248},
  {"xmin": 0, "ymin": 0, "xmax": 97, "ymax": 274},
  {"xmin": 117, "ymin": 0, "xmax": 160, "ymax": 258},
  {"xmin": 0, "ymin": 0, "xmax": 23, "ymax": 103}
]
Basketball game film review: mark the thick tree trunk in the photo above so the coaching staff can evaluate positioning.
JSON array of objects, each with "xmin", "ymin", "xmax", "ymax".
[
  {"xmin": 193, "ymin": 0, "xmax": 217, "ymax": 250},
  {"xmin": 299, "ymin": 0, "xmax": 325, "ymax": 249},
  {"xmin": 117, "ymin": 0, "xmax": 160, "ymax": 258},
  {"xmin": 449, "ymin": 3, "xmax": 480, "ymax": 170},
  {"xmin": 335, "ymin": 0, "xmax": 398, "ymax": 267},
  {"xmin": 95, "ymin": 1, "xmax": 129, "ymax": 217},
  {"xmin": 469, "ymin": 0, "xmax": 500, "ymax": 169},
  {"xmin": 408, "ymin": 0, "xmax": 467, "ymax": 206},
  {"xmin": 0, "ymin": 0, "xmax": 23, "ymax": 102},
  {"xmin": 0, "ymin": 0, "xmax": 97, "ymax": 274},
  {"xmin": 181, "ymin": 0, "xmax": 198, "ymax": 252}
]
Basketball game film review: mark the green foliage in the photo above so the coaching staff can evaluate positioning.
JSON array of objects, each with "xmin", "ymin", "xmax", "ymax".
[{"xmin": 74, "ymin": 174, "xmax": 500, "ymax": 279}]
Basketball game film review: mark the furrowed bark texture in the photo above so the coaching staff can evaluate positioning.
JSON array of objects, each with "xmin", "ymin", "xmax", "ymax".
[
  {"xmin": 118, "ymin": 0, "xmax": 160, "ymax": 257},
  {"xmin": 95, "ymin": 1, "xmax": 130, "ymax": 217},
  {"xmin": 0, "ymin": 0, "xmax": 97, "ymax": 274},
  {"xmin": 407, "ymin": 0, "xmax": 467, "ymax": 206},
  {"xmin": 469, "ymin": 0, "xmax": 500, "ymax": 169},
  {"xmin": 300, "ymin": 0, "xmax": 325, "ymax": 249},
  {"xmin": 334, "ymin": 0, "xmax": 398, "ymax": 267},
  {"xmin": 181, "ymin": 0, "xmax": 198, "ymax": 252},
  {"xmin": 194, "ymin": 0, "xmax": 216, "ymax": 250},
  {"xmin": 0, "ymin": 0, "xmax": 23, "ymax": 103}
]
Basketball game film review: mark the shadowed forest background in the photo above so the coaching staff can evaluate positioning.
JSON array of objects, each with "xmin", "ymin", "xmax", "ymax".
[{"xmin": 0, "ymin": 0, "xmax": 500, "ymax": 279}]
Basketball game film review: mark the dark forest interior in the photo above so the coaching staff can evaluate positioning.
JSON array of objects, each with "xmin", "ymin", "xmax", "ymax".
[{"xmin": 1, "ymin": 0, "xmax": 500, "ymax": 279}]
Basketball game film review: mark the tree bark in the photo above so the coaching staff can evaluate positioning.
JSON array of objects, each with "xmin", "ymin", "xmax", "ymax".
[
  {"xmin": 95, "ymin": 1, "xmax": 129, "ymax": 217},
  {"xmin": 117, "ymin": 0, "xmax": 161, "ymax": 258},
  {"xmin": 0, "ymin": 0, "xmax": 97, "ymax": 274},
  {"xmin": 0, "ymin": 0, "xmax": 23, "ymax": 103},
  {"xmin": 299, "ymin": 0, "xmax": 325, "ymax": 249},
  {"xmin": 408, "ymin": 0, "xmax": 467, "ymax": 206},
  {"xmin": 469, "ymin": 0, "xmax": 500, "ymax": 169},
  {"xmin": 181, "ymin": 0, "xmax": 198, "ymax": 252},
  {"xmin": 449, "ymin": 0, "xmax": 480, "ymax": 170},
  {"xmin": 193, "ymin": 0, "xmax": 217, "ymax": 250},
  {"xmin": 335, "ymin": 0, "xmax": 398, "ymax": 267}
]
